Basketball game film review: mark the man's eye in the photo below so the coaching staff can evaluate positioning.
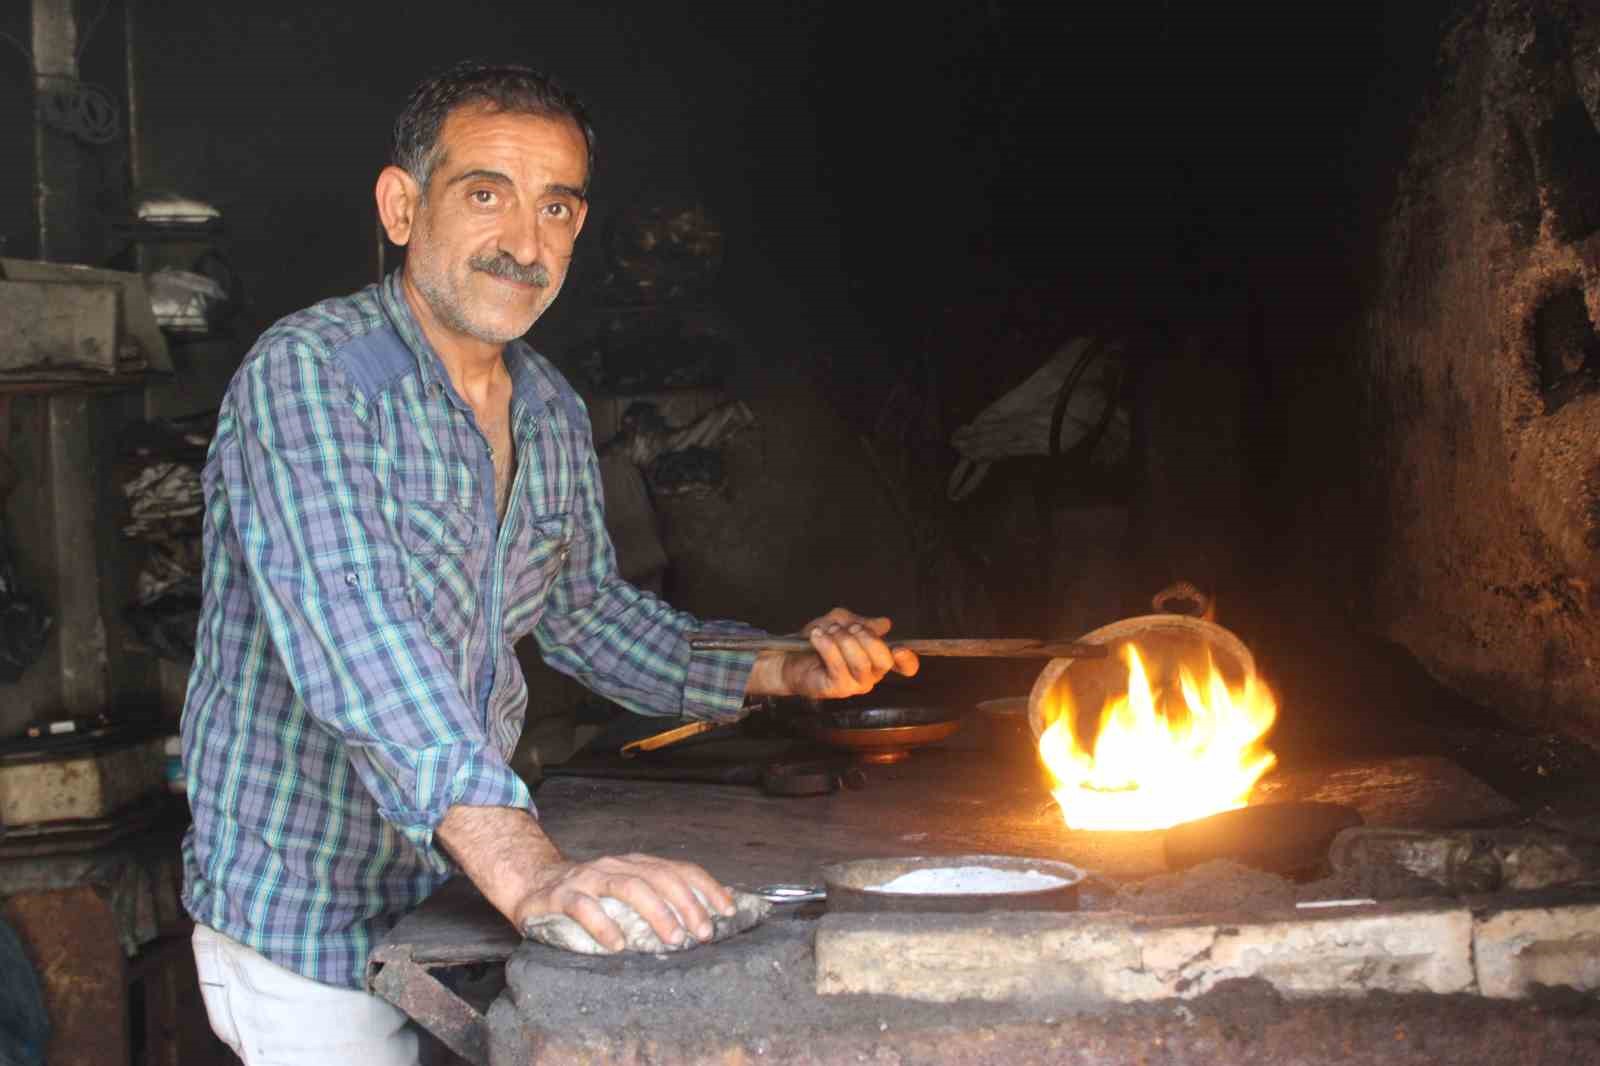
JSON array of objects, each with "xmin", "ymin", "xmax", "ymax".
[
  {"xmin": 470, "ymin": 189, "xmax": 497, "ymax": 206},
  {"xmin": 544, "ymin": 203, "xmax": 571, "ymax": 220}
]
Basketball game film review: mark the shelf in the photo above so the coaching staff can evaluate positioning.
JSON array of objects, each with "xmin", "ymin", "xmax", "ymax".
[
  {"xmin": 159, "ymin": 326, "xmax": 232, "ymax": 343},
  {"xmin": 0, "ymin": 369, "xmax": 174, "ymax": 396},
  {"xmin": 110, "ymin": 219, "xmax": 226, "ymax": 243}
]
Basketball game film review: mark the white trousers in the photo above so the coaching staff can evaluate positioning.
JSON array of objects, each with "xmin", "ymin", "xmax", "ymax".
[{"xmin": 192, "ymin": 923, "xmax": 420, "ymax": 1066}]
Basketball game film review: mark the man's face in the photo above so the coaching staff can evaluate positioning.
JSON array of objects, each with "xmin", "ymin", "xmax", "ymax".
[{"xmin": 401, "ymin": 106, "xmax": 589, "ymax": 345}]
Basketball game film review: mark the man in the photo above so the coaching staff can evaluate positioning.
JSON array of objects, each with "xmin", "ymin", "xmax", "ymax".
[{"xmin": 182, "ymin": 61, "xmax": 917, "ymax": 1064}]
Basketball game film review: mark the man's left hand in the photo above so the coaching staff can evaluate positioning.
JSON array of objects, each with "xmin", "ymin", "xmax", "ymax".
[{"xmin": 747, "ymin": 607, "xmax": 919, "ymax": 699}]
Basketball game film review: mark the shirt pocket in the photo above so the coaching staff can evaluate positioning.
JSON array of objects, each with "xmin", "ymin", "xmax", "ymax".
[
  {"xmin": 400, "ymin": 498, "xmax": 482, "ymax": 646},
  {"xmin": 503, "ymin": 513, "xmax": 572, "ymax": 639}
]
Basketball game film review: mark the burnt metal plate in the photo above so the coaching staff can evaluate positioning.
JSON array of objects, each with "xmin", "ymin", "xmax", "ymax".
[
  {"xmin": 788, "ymin": 699, "xmax": 967, "ymax": 764},
  {"xmin": 821, "ymin": 854, "xmax": 1085, "ymax": 913}
]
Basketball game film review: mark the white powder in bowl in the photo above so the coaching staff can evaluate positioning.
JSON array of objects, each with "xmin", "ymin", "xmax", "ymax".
[{"xmin": 870, "ymin": 866, "xmax": 1068, "ymax": 895}]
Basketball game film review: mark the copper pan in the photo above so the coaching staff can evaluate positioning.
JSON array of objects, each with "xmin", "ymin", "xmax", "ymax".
[{"xmin": 797, "ymin": 701, "xmax": 965, "ymax": 765}]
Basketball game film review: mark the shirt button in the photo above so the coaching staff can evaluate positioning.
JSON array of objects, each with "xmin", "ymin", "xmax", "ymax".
[{"xmin": 345, "ymin": 573, "xmax": 358, "ymax": 587}]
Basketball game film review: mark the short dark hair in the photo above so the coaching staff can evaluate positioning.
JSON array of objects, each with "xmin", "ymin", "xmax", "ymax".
[{"xmin": 391, "ymin": 60, "xmax": 596, "ymax": 194}]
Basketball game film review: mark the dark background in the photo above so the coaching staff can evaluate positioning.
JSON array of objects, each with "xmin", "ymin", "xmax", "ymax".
[
  {"xmin": 1, "ymin": 0, "xmax": 1491, "ymax": 746},
  {"xmin": 80, "ymin": 0, "xmax": 1452, "ymax": 552},
  {"xmin": 1, "ymin": 1, "xmax": 1457, "ymax": 354}
]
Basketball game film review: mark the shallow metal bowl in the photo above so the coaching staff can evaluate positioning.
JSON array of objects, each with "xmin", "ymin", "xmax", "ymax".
[
  {"xmin": 820, "ymin": 853, "xmax": 1085, "ymax": 913},
  {"xmin": 798, "ymin": 701, "xmax": 966, "ymax": 764}
]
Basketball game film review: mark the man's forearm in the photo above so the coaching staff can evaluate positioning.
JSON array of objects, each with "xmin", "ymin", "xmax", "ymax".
[
  {"xmin": 745, "ymin": 650, "xmax": 788, "ymax": 697},
  {"xmin": 436, "ymin": 805, "xmax": 567, "ymax": 927},
  {"xmin": 435, "ymin": 803, "xmax": 733, "ymax": 951}
]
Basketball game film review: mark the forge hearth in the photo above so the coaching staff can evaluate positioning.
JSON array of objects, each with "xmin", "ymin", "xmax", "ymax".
[
  {"xmin": 373, "ymin": 717, "xmax": 1600, "ymax": 1064},
  {"xmin": 815, "ymin": 889, "xmax": 1600, "ymax": 1004}
]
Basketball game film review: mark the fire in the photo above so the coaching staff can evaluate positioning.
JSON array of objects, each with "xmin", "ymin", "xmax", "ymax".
[{"xmin": 1036, "ymin": 643, "xmax": 1277, "ymax": 831}]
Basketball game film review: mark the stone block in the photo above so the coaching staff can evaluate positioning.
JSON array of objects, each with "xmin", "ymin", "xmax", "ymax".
[
  {"xmin": 814, "ymin": 911, "xmax": 1150, "ymax": 1004},
  {"xmin": 1194, "ymin": 904, "xmax": 1475, "ymax": 998},
  {"xmin": 1, "ymin": 258, "xmax": 171, "ymax": 372},
  {"xmin": 1474, "ymin": 901, "xmax": 1600, "ymax": 999},
  {"xmin": 816, "ymin": 902, "xmax": 1476, "ymax": 1004},
  {"xmin": 0, "ymin": 737, "xmax": 165, "ymax": 825},
  {"xmin": 0, "ymin": 279, "xmax": 119, "ymax": 372}
]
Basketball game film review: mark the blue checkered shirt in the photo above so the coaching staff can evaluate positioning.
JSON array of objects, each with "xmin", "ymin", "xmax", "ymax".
[{"xmin": 181, "ymin": 272, "xmax": 758, "ymax": 987}]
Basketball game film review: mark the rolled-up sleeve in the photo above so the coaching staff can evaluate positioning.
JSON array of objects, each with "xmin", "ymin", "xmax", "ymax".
[
  {"xmin": 534, "ymin": 395, "xmax": 761, "ymax": 724},
  {"xmin": 222, "ymin": 341, "xmax": 532, "ymax": 873}
]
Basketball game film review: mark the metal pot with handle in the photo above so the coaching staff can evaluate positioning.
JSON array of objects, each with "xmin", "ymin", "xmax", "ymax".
[{"xmin": 1027, "ymin": 584, "xmax": 1258, "ymax": 745}]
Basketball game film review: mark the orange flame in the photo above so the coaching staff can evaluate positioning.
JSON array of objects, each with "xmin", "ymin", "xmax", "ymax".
[{"xmin": 1037, "ymin": 643, "xmax": 1277, "ymax": 831}]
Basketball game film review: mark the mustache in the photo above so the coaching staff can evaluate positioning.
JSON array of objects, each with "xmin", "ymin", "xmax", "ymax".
[{"xmin": 469, "ymin": 254, "xmax": 550, "ymax": 287}]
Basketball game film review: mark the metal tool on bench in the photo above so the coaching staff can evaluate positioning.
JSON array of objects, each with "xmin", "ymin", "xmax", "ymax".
[
  {"xmin": 750, "ymin": 883, "xmax": 827, "ymax": 905},
  {"xmin": 620, "ymin": 718, "xmax": 720, "ymax": 757},
  {"xmin": 620, "ymin": 699, "xmax": 968, "ymax": 766}
]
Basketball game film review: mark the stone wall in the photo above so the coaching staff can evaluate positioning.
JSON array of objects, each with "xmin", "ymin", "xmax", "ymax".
[{"xmin": 1366, "ymin": 0, "xmax": 1600, "ymax": 742}]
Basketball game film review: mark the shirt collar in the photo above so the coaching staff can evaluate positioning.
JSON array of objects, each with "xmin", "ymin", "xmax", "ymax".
[{"xmin": 380, "ymin": 269, "xmax": 552, "ymax": 439}]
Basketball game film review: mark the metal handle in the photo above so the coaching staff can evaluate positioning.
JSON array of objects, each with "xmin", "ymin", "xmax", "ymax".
[
  {"xmin": 751, "ymin": 883, "xmax": 826, "ymax": 904},
  {"xmin": 619, "ymin": 719, "xmax": 719, "ymax": 758},
  {"xmin": 688, "ymin": 634, "xmax": 1108, "ymax": 659}
]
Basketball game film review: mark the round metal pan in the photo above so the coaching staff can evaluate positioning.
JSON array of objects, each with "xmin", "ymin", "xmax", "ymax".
[
  {"xmin": 790, "ymin": 700, "xmax": 966, "ymax": 764},
  {"xmin": 821, "ymin": 854, "xmax": 1085, "ymax": 913},
  {"xmin": 1027, "ymin": 614, "xmax": 1257, "ymax": 744},
  {"xmin": 807, "ymin": 703, "xmax": 963, "ymax": 730}
]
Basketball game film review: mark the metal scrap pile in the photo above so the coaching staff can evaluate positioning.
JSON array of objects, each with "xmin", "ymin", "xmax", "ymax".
[{"xmin": 120, "ymin": 415, "xmax": 213, "ymax": 662}]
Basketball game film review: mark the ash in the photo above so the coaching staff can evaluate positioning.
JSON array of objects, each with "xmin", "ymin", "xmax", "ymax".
[
  {"xmin": 1110, "ymin": 859, "xmax": 1443, "ymax": 917},
  {"xmin": 1114, "ymin": 860, "xmax": 1297, "ymax": 915}
]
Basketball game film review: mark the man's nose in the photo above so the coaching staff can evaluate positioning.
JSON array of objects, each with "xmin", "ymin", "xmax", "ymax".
[{"xmin": 499, "ymin": 205, "xmax": 543, "ymax": 266}]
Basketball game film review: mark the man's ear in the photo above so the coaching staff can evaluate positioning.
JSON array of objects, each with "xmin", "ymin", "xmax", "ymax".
[
  {"xmin": 573, "ymin": 199, "xmax": 590, "ymax": 241},
  {"xmin": 376, "ymin": 166, "xmax": 422, "ymax": 246}
]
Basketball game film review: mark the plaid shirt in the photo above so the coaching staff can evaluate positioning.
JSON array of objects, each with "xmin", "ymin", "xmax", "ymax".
[{"xmin": 181, "ymin": 272, "xmax": 757, "ymax": 987}]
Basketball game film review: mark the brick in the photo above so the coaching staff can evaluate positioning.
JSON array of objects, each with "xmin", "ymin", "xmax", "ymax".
[
  {"xmin": 1194, "ymin": 905, "xmax": 1475, "ymax": 998},
  {"xmin": 0, "ymin": 279, "xmax": 119, "ymax": 372},
  {"xmin": 814, "ymin": 911, "xmax": 1149, "ymax": 1003},
  {"xmin": 1474, "ymin": 901, "xmax": 1600, "ymax": 999},
  {"xmin": 815, "ymin": 902, "xmax": 1476, "ymax": 1004}
]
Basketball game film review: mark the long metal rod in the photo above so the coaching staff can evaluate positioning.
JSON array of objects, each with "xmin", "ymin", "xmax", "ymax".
[
  {"xmin": 688, "ymin": 634, "xmax": 1108, "ymax": 659},
  {"xmin": 619, "ymin": 719, "xmax": 719, "ymax": 758}
]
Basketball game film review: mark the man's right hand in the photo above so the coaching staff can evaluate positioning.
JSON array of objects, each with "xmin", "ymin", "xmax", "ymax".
[
  {"xmin": 511, "ymin": 853, "xmax": 735, "ymax": 952},
  {"xmin": 436, "ymin": 805, "xmax": 735, "ymax": 953}
]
